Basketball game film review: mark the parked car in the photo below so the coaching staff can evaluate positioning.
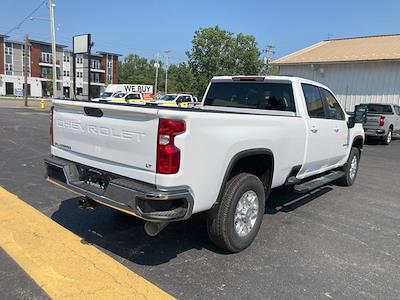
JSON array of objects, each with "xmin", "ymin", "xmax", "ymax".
[
  {"xmin": 359, "ymin": 103, "xmax": 400, "ymax": 145},
  {"xmin": 45, "ymin": 76, "xmax": 365, "ymax": 252},
  {"xmin": 152, "ymin": 93, "xmax": 198, "ymax": 107},
  {"xmin": 107, "ymin": 92, "xmax": 150, "ymax": 104}
]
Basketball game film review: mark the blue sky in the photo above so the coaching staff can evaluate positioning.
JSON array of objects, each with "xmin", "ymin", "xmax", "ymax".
[{"xmin": 2, "ymin": 0, "xmax": 400, "ymax": 64}]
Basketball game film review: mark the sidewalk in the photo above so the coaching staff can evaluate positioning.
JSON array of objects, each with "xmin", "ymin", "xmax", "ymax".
[{"xmin": 0, "ymin": 97, "xmax": 52, "ymax": 110}]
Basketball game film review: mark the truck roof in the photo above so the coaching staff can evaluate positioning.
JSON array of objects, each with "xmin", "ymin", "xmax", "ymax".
[{"xmin": 210, "ymin": 75, "xmax": 333, "ymax": 92}]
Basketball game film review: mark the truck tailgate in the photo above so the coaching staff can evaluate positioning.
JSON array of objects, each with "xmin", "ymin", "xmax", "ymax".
[
  {"xmin": 51, "ymin": 100, "xmax": 159, "ymax": 184},
  {"xmin": 364, "ymin": 114, "xmax": 381, "ymax": 129}
]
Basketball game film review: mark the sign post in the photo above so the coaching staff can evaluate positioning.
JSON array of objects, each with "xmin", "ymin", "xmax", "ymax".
[{"xmin": 73, "ymin": 34, "xmax": 92, "ymax": 100}]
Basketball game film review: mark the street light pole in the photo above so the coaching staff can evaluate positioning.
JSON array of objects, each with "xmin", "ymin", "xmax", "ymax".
[
  {"xmin": 164, "ymin": 50, "xmax": 170, "ymax": 94},
  {"xmin": 49, "ymin": 0, "xmax": 57, "ymax": 98},
  {"xmin": 154, "ymin": 53, "xmax": 160, "ymax": 97},
  {"xmin": 24, "ymin": 34, "xmax": 29, "ymax": 107}
]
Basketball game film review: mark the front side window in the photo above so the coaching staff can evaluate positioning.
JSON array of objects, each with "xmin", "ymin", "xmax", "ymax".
[
  {"xmin": 394, "ymin": 106, "xmax": 400, "ymax": 115},
  {"xmin": 320, "ymin": 88, "xmax": 345, "ymax": 120},
  {"xmin": 204, "ymin": 82, "xmax": 296, "ymax": 112},
  {"xmin": 302, "ymin": 84, "xmax": 325, "ymax": 118}
]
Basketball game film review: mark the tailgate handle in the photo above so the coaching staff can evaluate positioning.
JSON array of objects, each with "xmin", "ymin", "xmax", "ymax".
[{"xmin": 84, "ymin": 107, "xmax": 103, "ymax": 118}]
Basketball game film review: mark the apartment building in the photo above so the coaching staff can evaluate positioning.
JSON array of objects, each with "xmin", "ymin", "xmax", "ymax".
[{"xmin": 0, "ymin": 34, "xmax": 120, "ymax": 98}]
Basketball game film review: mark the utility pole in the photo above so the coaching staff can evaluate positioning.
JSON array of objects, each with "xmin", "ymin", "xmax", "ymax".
[
  {"xmin": 49, "ymin": 0, "xmax": 57, "ymax": 98},
  {"xmin": 164, "ymin": 50, "xmax": 171, "ymax": 94},
  {"xmin": 263, "ymin": 45, "xmax": 275, "ymax": 75},
  {"xmin": 24, "ymin": 34, "xmax": 29, "ymax": 107},
  {"xmin": 154, "ymin": 53, "xmax": 160, "ymax": 97}
]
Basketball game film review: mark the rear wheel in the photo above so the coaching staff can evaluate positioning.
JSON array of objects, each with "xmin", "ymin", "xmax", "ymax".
[
  {"xmin": 382, "ymin": 128, "xmax": 392, "ymax": 145},
  {"xmin": 337, "ymin": 147, "xmax": 360, "ymax": 186},
  {"xmin": 207, "ymin": 173, "xmax": 266, "ymax": 253}
]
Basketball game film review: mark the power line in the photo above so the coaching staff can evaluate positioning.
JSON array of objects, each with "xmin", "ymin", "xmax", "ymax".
[{"xmin": 5, "ymin": 0, "xmax": 47, "ymax": 35}]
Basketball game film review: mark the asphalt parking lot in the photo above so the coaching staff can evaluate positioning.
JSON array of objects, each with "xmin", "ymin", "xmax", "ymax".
[{"xmin": 0, "ymin": 105, "xmax": 399, "ymax": 299}]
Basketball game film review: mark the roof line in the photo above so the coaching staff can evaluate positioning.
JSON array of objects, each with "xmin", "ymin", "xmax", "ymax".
[
  {"xmin": 324, "ymin": 33, "xmax": 400, "ymax": 41},
  {"xmin": 271, "ymin": 41, "xmax": 327, "ymax": 65}
]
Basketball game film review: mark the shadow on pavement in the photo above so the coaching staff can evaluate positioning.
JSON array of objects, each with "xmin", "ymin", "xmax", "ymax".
[{"xmin": 51, "ymin": 185, "xmax": 333, "ymax": 265}]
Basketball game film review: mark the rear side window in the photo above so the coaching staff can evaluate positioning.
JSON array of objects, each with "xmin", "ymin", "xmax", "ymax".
[
  {"xmin": 302, "ymin": 84, "xmax": 325, "ymax": 118},
  {"xmin": 320, "ymin": 88, "xmax": 345, "ymax": 120},
  {"xmin": 204, "ymin": 82, "xmax": 296, "ymax": 112}
]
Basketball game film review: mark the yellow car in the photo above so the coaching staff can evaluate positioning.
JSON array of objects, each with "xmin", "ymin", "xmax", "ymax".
[
  {"xmin": 152, "ymin": 94, "xmax": 198, "ymax": 107},
  {"xmin": 109, "ymin": 92, "xmax": 152, "ymax": 104}
]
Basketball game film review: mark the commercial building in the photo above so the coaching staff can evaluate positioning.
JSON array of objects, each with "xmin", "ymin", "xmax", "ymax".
[
  {"xmin": 0, "ymin": 34, "xmax": 120, "ymax": 98},
  {"xmin": 272, "ymin": 34, "xmax": 400, "ymax": 111}
]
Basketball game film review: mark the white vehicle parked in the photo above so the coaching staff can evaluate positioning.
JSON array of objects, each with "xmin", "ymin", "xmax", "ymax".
[
  {"xmin": 92, "ymin": 84, "xmax": 154, "ymax": 102},
  {"xmin": 45, "ymin": 76, "xmax": 365, "ymax": 252}
]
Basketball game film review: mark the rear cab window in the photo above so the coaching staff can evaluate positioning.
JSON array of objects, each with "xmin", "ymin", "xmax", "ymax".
[
  {"xmin": 302, "ymin": 84, "xmax": 325, "ymax": 118},
  {"xmin": 365, "ymin": 104, "xmax": 394, "ymax": 115},
  {"xmin": 204, "ymin": 81, "xmax": 296, "ymax": 112}
]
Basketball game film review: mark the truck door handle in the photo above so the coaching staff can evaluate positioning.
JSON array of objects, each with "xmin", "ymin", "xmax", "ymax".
[
  {"xmin": 334, "ymin": 127, "xmax": 340, "ymax": 132},
  {"xmin": 310, "ymin": 126, "xmax": 318, "ymax": 133}
]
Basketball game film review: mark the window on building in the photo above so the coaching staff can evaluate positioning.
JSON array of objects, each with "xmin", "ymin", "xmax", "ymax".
[
  {"xmin": 5, "ymin": 43, "xmax": 12, "ymax": 55},
  {"xmin": 63, "ymin": 70, "xmax": 70, "ymax": 77},
  {"xmin": 63, "ymin": 55, "xmax": 70, "ymax": 63},
  {"xmin": 320, "ymin": 88, "xmax": 345, "ymax": 120},
  {"xmin": 77, "ymin": 87, "xmax": 83, "ymax": 95},
  {"xmin": 91, "ymin": 60, "xmax": 100, "ymax": 69},
  {"xmin": 41, "ymin": 53, "xmax": 52, "ymax": 63},
  {"xmin": 107, "ymin": 73, "xmax": 112, "ymax": 82},
  {"xmin": 302, "ymin": 84, "xmax": 325, "ymax": 119}
]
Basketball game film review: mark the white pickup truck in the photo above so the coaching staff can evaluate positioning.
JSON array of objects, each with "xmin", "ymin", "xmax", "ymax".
[{"xmin": 45, "ymin": 76, "xmax": 365, "ymax": 252}]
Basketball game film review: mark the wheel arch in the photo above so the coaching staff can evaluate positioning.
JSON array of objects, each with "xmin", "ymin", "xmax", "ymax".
[
  {"xmin": 352, "ymin": 135, "xmax": 364, "ymax": 152},
  {"xmin": 216, "ymin": 148, "xmax": 274, "ymax": 204}
]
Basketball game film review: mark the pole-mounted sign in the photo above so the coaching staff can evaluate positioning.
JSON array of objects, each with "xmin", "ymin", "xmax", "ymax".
[{"xmin": 72, "ymin": 34, "xmax": 92, "ymax": 100}]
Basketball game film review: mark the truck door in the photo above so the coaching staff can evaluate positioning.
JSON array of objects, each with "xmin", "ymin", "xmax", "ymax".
[
  {"xmin": 298, "ymin": 84, "xmax": 348, "ymax": 177},
  {"xmin": 319, "ymin": 87, "xmax": 348, "ymax": 165}
]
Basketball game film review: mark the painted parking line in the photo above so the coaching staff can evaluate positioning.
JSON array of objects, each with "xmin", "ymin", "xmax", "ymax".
[{"xmin": 0, "ymin": 187, "xmax": 174, "ymax": 299}]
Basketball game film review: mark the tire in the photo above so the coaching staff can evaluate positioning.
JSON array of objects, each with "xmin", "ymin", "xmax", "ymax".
[
  {"xmin": 382, "ymin": 128, "xmax": 392, "ymax": 145},
  {"xmin": 207, "ymin": 173, "xmax": 266, "ymax": 252},
  {"xmin": 337, "ymin": 147, "xmax": 360, "ymax": 186}
]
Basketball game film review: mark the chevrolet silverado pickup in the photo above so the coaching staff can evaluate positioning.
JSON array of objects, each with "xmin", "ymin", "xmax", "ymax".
[
  {"xmin": 45, "ymin": 76, "xmax": 365, "ymax": 252},
  {"xmin": 359, "ymin": 103, "xmax": 400, "ymax": 145}
]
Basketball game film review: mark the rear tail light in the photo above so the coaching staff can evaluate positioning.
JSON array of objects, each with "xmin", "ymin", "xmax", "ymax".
[
  {"xmin": 156, "ymin": 118, "xmax": 185, "ymax": 174},
  {"xmin": 50, "ymin": 106, "xmax": 54, "ymax": 145},
  {"xmin": 379, "ymin": 115, "xmax": 385, "ymax": 126}
]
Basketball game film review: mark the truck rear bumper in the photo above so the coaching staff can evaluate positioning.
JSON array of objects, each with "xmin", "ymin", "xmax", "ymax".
[
  {"xmin": 45, "ymin": 156, "xmax": 194, "ymax": 222},
  {"xmin": 364, "ymin": 128, "xmax": 386, "ymax": 137}
]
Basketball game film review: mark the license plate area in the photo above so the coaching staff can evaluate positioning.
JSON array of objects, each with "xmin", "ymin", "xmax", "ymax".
[{"xmin": 81, "ymin": 168, "xmax": 111, "ymax": 190}]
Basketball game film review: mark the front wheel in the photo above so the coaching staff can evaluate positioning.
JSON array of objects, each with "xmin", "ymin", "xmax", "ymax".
[
  {"xmin": 207, "ymin": 173, "xmax": 266, "ymax": 252},
  {"xmin": 337, "ymin": 147, "xmax": 360, "ymax": 186}
]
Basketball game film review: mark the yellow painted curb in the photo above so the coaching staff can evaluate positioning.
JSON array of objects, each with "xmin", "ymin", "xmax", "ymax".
[{"xmin": 0, "ymin": 187, "xmax": 174, "ymax": 299}]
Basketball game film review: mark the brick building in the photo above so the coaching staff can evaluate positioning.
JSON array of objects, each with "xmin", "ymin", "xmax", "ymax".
[{"xmin": 0, "ymin": 34, "xmax": 120, "ymax": 98}]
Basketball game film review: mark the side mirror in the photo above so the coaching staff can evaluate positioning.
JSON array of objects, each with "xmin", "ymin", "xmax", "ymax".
[
  {"xmin": 347, "ymin": 116, "xmax": 355, "ymax": 128},
  {"xmin": 354, "ymin": 105, "xmax": 367, "ymax": 124}
]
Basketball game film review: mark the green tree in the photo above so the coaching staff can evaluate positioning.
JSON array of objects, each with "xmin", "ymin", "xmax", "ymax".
[
  {"xmin": 187, "ymin": 26, "xmax": 262, "ymax": 96},
  {"xmin": 166, "ymin": 63, "xmax": 195, "ymax": 94},
  {"xmin": 119, "ymin": 54, "xmax": 155, "ymax": 85}
]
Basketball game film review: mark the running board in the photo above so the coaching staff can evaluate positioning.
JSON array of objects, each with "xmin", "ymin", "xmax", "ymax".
[{"xmin": 294, "ymin": 171, "xmax": 344, "ymax": 193}]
